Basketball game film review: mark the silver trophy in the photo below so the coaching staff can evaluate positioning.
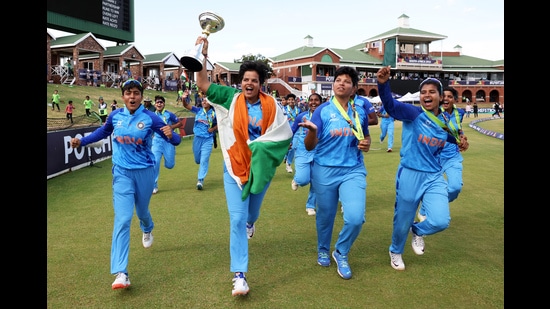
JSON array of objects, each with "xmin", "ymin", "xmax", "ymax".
[{"xmin": 180, "ymin": 12, "xmax": 225, "ymax": 72}]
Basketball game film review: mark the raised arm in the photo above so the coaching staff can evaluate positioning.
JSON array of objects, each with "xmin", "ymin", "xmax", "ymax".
[{"xmin": 195, "ymin": 36, "xmax": 212, "ymax": 95}]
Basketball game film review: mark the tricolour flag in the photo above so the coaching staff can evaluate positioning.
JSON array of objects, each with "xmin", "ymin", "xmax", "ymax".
[{"xmin": 211, "ymin": 91, "xmax": 293, "ymax": 200}]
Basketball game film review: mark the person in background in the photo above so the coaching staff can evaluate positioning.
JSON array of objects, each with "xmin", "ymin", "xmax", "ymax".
[
  {"xmin": 355, "ymin": 88, "xmax": 378, "ymax": 126},
  {"xmin": 377, "ymin": 104, "xmax": 395, "ymax": 152},
  {"xmin": 290, "ymin": 92, "xmax": 322, "ymax": 216},
  {"xmin": 83, "ymin": 95, "xmax": 94, "ymax": 116},
  {"xmin": 464, "ymin": 102, "xmax": 472, "ymax": 118},
  {"xmin": 70, "ymin": 79, "xmax": 181, "ymax": 290},
  {"xmin": 176, "ymin": 87, "xmax": 184, "ymax": 105},
  {"xmin": 143, "ymin": 97, "xmax": 156, "ymax": 112},
  {"xmin": 299, "ymin": 66, "xmax": 371, "ymax": 280},
  {"xmin": 376, "ymin": 66, "xmax": 469, "ymax": 271},
  {"xmin": 51, "ymin": 89, "xmax": 61, "ymax": 112},
  {"xmin": 64, "ymin": 59, "xmax": 73, "ymax": 76},
  {"xmin": 492, "ymin": 102, "xmax": 501, "ymax": 118},
  {"xmin": 152, "ymin": 95, "xmax": 183, "ymax": 194},
  {"xmin": 182, "ymin": 90, "xmax": 218, "ymax": 190},
  {"xmin": 473, "ymin": 101, "xmax": 479, "ymax": 118},
  {"xmin": 111, "ymin": 99, "xmax": 118, "ymax": 111},
  {"xmin": 194, "ymin": 36, "xmax": 293, "ymax": 296},
  {"xmin": 98, "ymin": 96, "xmax": 108, "ymax": 123},
  {"xmin": 65, "ymin": 100, "xmax": 75, "ymax": 123},
  {"xmin": 284, "ymin": 93, "xmax": 301, "ymax": 173},
  {"xmin": 417, "ymin": 87, "xmax": 466, "ymax": 223}
]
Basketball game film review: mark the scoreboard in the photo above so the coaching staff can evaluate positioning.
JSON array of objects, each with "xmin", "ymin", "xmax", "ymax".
[{"xmin": 47, "ymin": 0, "xmax": 134, "ymax": 43}]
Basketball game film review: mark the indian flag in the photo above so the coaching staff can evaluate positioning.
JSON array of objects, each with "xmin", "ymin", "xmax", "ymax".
[
  {"xmin": 211, "ymin": 91, "xmax": 293, "ymax": 200},
  {"xmin": 181, "ymin": 70, "xmax": 189, "ymax": 82}
]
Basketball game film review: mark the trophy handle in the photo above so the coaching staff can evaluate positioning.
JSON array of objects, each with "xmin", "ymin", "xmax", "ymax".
[{"xmin": 180, "ymin": 12, "xmax": 224, "ymax": 72}]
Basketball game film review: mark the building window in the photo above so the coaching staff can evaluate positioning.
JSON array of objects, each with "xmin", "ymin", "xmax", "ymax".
[{"xmin": 83, "ymin": 62, "xmax": 94, "ymax": 70}]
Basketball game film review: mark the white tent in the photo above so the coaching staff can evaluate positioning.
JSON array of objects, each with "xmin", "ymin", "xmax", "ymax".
[
  {"xmin": 397, "ymin": 91, "xmax": 420, "ymax": 102},
  {"xmin": 367, "ymin": 96, "xmax": 381, "ymax": 104}
]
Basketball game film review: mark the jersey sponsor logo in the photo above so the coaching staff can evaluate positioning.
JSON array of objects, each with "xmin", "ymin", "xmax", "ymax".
[
  {"xmin": 330, "ymin": 126, "xmax": 355, "ymax": 137},
  {"xmin": 115, "ymin": 135, "xmax": 144, "ymax": 145},
  {"xmin": 417, "ymin": 134, "xmax": 446, "ymax": 147}
]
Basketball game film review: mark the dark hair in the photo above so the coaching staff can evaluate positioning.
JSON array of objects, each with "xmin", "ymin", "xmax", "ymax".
[
  {"xmin": 68, "ymin": 100, "xmax": 73, "ymax": 104},
  {"xmin": 334, "ymin": 66, "xmax": 359, "ymax": 88},
  {"xmin": 120, "ymin": 79, "xmax": 144, "ymax": 95},
  {"xmin": 419, "ymin": 77, "xmax": 443, "ymax": 95},
  {"xmin": 308, "ymin": 93, "xmax": 323, "ymax": 102},
  {"xmin": 154, "ymin": 95, "xmax": 165, "ymax": 103},
  {"xmin": 443, "ymin": 86, "xmax": 458, "ymax": 100},
  {"xmin": 285, "ymin": 93, "xmax": 296, "ymax": 100},
  {"xmin": 238, "ymin": 61, "xmax": 269, "ymax": 85}
]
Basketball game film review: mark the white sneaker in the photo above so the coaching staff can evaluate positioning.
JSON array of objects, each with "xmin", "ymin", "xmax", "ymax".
[
  {"xmin": 232, "ymin": 273, "xmax": 250, "ymax": 296},
  {"xmin": 389, "ymin": 251, "xmax": 405, "ymax": 270},
  {"xmin": 142, "ymin": 232, "xmax": 153, "ymax": 248},
  {"xmin": 246, "ymin": 223, "xmax": 255, "ymax": 239},
  {"xmin": 306, "ymin": 208, "xmax": 316, "ymax": 216},
  {"xmin": 196, "ymin": 180, "xmax": 203, "ymax": 190},
  {"xmin": 285, "ymin": 164, "xmax": 293, "ymax": 173},
  {"xmin": 112, "ymin": 272, "xmax": 131, "ymax": 289},
  {"xmin": 152, "ymin": 188, "xmax": 158, "ymax": 194},
  {"xmin": 411, "ymin": 230, "xmax": 425, "ymax": 255},
  {"xmin": 291, "ymin": 179, "xmax": 299, "ymax": 191}
]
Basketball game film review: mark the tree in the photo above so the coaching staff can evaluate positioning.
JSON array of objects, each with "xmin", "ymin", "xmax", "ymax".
[{"xmin": 234, "ymin": 54, "xmax": 273, "ymax": 77}]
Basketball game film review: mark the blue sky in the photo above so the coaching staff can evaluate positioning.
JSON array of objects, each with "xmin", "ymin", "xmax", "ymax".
[{"xmin": 48, "ymin": 0, "xmax": 504, "ymax": 62}]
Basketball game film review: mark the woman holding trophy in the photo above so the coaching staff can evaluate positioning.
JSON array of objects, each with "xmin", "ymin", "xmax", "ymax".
[{"xmin": 191, "ymin": 34, "xmax": 293, "ymax": 297}]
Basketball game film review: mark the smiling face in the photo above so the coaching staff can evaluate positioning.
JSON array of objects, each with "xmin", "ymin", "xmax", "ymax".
[
  {"xmin": 241, "ymin": 71, "xmax": 261, "ymax": 103},
  {"xmin": 441, "ymin": 90, "xmax": 457, "ymax": 113},
  {"xmin": 307, "ymin": 94, "xmax": 322, "ymax": 112},
  {"xmin": 420, "ymin": 83, "xmax": 441, "ymax": 113},
  {"xmin": 122, "ymin": 87, "xmax": 143, "ymax": 114},
  {"xmin": 155, "ymin": 99, "xmax": 165, "ymax": 111}
]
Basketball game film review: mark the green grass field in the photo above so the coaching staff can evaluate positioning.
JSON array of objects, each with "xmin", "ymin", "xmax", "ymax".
[{"xmin": 47, "ymin": 85, "xmax": 504, "ymax": 308}]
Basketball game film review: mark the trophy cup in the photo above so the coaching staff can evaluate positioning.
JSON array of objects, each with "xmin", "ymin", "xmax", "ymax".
[{"xmin": 180, "ymin": 12, "xmax": 225, "ymax": 72}]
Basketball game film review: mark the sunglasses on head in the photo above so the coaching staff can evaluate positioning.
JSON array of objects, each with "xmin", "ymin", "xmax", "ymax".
[
  {"xmin": 419, "ymin": 77, "xmax": 443, "ymax": 94},
  {"xmin": 122, "ymin": 79, "xmax": 142, "ymax": 88}
]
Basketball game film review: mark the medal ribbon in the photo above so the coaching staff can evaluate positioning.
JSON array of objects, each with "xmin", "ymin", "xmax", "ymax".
[
  {"xmin": 422, "ymin": 106, "xmax": 459, "ymax": 142},
  {"xmin": 332, "ymin": 97, "xmax": 364, "ymax": 140}
]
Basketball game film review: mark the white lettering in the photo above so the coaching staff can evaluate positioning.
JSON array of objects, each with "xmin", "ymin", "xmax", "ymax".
[{"xmin": 63, "ymin": 133, "xmax": 112, "ymax": 163}]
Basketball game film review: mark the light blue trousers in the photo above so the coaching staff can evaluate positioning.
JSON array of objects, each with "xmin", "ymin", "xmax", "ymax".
[{"xmin": 223, "ymin": 166, "xmax": 270, "ymax": 273}]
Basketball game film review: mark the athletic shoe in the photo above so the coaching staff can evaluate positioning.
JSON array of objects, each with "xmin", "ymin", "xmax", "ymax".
[
  {"xmin": 389, "ymin": 251, "xmax": 405, "ymax": 270},
  {"xmin": 246, "ymin": 223, "xmax": 255, "ymax": 239},
  {"xmin": 196, "ymin": 180, "xmax": 203, "ymax": 190},
  {"xmin": 285, "ymin": 163, "xmax": 293, "ymax": 173},
  {"xmin": 317, "ymin": 251, "xmax": 331, "ymax": 267},
  {"xmin": 142, "ymin": 232, "xmax": 153, "ymax": 248},
  {"xmin": 411, "ymin": 230, "xmax": 425, "ymax": 255},
  {"xmin": 306, "ymin": 208, "xmax": 316, "ymax": 216},
  {"xmin": 232, "ymin": 272, "xmax": 249, "ymax": 296},
  {"xmin": 387, "ymin": 148, "xmax": 392, "ymax": 152},
  {"xmin": 291, "ymin": 179, "xmax": 299, "ymax": 191},
  {"xmin": 152, "ymin": 188, "xmax": 158, "ymax": 194},
  {"xmin": 332, "ymin": 250, "xmax": 352, "ymax": 279},
  {"xmin": 416, "ymin": 212, "xmax": 426, "ymax": 222},
  {"xmin": 112, "ymin": 272, "xmax": 130, "ymax": 290}
]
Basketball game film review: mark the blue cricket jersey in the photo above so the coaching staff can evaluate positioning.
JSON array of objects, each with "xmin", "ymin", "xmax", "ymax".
[
  {"xmin": 310, "ymin": 97, "xmax": 369, "ymax": 167},
  {"xmin": 80, "ymin": 104, "xmax": 181, "ymax": 169},
  {"xmin": 378, "ymin": 82, "xmax": 456, "ymax": 172}
]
